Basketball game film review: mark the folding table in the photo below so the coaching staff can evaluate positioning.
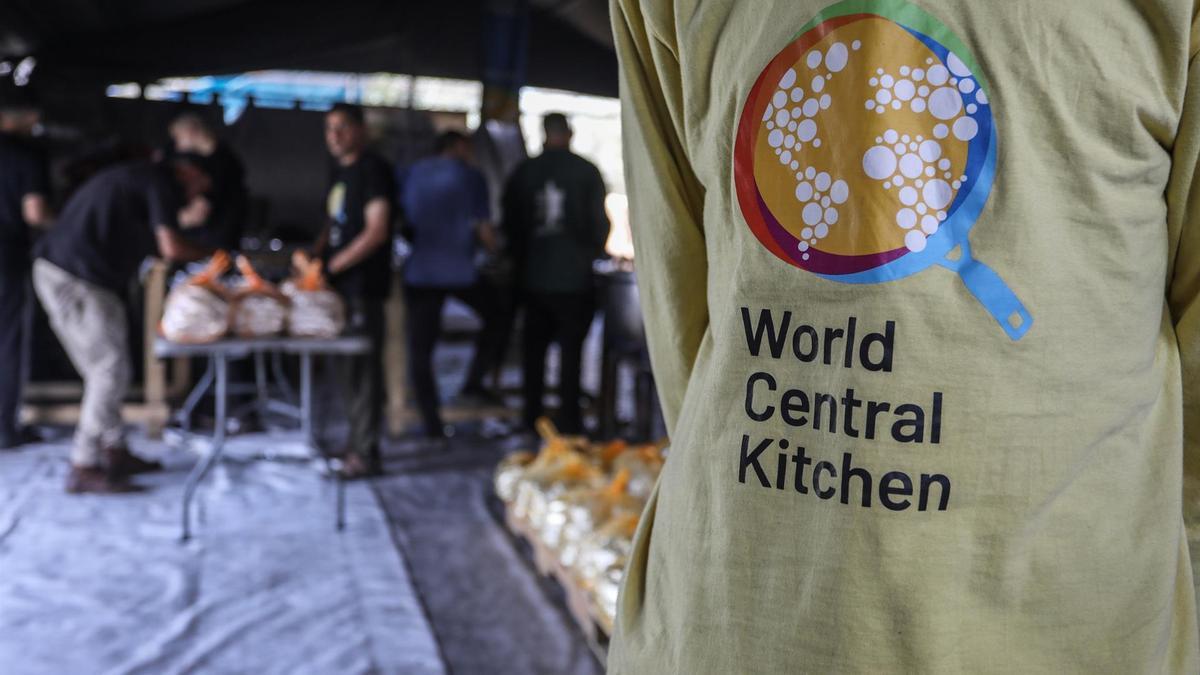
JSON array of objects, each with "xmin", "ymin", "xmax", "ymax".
[{"xmin": 154, "ymin": 335, "xmax": 371, "ymax": 540}]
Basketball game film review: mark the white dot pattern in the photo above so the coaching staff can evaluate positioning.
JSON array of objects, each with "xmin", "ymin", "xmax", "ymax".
[{"xmin": 760, "ymin": 39, "xmax": 988, "ymax": 256}]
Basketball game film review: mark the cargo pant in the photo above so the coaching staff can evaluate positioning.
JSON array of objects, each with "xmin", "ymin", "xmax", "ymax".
[
  {"xmin": 337, "ymin": 298, "xmax": 384, "ymax": 464},
  {"xmin": 32, "ymin": 259, "xmax": 130, "ymax": 467}
]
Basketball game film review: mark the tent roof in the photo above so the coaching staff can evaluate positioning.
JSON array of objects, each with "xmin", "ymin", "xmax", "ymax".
[{"xmin": 0, "ymin": 0, "xmax": 618, "ymax": 97}]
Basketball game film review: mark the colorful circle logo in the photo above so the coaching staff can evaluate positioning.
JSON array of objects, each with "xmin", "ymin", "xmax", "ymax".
[{"xmin": 734, "ymin": 0, "xmax": 1032, "ymax": 340}]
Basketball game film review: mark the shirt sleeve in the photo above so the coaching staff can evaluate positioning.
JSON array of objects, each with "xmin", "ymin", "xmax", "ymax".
[
  {"xmin": 364, "ymin": 156, "xmax": 397, "ymax": 206},
  {"xmin": 612, "ymin": 0, "xmax": 708, "ymax": 435},
  {"xmin": 1167, "ymin": 30, "xmax": 1200, "ymax": 587}
]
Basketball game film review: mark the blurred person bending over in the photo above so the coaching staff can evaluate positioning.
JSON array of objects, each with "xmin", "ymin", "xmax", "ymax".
[
  {"xmin": 0, "ymin": 102, "xmax": 50, "ymax": 450},
  {"xmin": 400, "ymin": 130, "xmax": 505, "ymax": 439},
  {"xmin": 314, "ymin": 103, "xmax": 395, "ymax": 478},
  {"xmin": 33, "ymin": 157, "xmax": 212, "ymax": 493},
  {"xmin": 503, "ymin": 113, "xmax": 610, "ymax": 434},
  {"xmin": 166, "ymin": 113, "xmax": 248, "ymax": 251},
  {"xmin": 608, "ymin": 0, "xmax": 1200, "ymax": 672}
]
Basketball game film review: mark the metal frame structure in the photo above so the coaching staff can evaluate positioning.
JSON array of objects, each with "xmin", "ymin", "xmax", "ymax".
[{"xmin": 154, "ymin": 335, "xmax": 371, "ymax": 541}]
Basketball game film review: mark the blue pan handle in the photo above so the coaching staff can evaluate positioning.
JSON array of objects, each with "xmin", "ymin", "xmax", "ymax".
[{"xmin": 956, "ymin": 258, "xmax": 1032, "ymax": 341}]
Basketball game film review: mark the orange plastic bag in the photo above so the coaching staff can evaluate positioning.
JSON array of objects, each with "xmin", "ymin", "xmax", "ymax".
[
  {"xmin": 282, "ymin": 251, "xmax": 345, "ymax": 338},
  {"xmin": 230, "ymin": 255, "xmax": 289, "ymax": 337},
  {"xmin": 161, "ymin": 251, "xmax": 231, "ymax": 343}
]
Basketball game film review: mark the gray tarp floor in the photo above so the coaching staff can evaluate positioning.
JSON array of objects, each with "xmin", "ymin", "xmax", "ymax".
[
  {"xmin": 3, "ymin": 304, "xmax": 612, "ymax": 674},
  {"xmin": 0, "ymin": 430, "xmax": 605, "ymax": 675}
]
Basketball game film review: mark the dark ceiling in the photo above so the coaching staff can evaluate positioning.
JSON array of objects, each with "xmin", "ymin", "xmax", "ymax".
[{"xmin": 0, "ymin": 0, "xmax": 618, "ymax": 97}]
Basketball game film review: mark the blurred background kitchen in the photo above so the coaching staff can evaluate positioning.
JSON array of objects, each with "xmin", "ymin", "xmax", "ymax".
[{"xmin": 0, "ymin": 2, "xmax": 661, "ymax": 674}]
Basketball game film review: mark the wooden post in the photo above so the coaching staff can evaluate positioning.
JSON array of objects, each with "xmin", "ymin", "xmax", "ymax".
[
  {"xmin": 384, "ymin": 270, "xmax": 410, "ymax": 437},
  {"xmin": 143, "ymin": 259, "xmax": 169, "ymax": 438}
]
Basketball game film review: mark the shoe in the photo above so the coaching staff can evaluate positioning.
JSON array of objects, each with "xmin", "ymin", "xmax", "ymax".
[
  {"xmin": 106, "ymin": 445, "xmax": 164, "ymax": 477},
  {"xmin": 65, "ymin": 466, "xmax": 142, "ymax": 494},
  {"xmin": 338, "ymin": 452, "xmax": 383, "ymax": 480}
]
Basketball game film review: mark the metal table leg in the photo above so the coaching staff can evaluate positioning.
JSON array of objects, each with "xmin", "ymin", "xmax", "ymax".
[
  {"xmin": 271, "ymin": 351, "xmax": 296, "ymax": 403},
  {"xmin": 181, "ymin": 353, "xmax": 228, "ymax": 542},
  {"xmin": 299, "ymin": 354, "xmax": 345, "ymax": 530},
  {"xmin": 254, "ymin": 350, "xmax": 269, "ymax": 423},
  {"xmin": 300, "ymin": 352, "xmax": 312, "ymax": 440},
  {"xmin": 177, "ymin": 358, "xmax": 215, "ymax": 431}
]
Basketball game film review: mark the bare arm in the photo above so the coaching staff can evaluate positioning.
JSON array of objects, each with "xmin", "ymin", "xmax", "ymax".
[
  {"xmin": 329, "ymin": 197, "xmax": 391, "ymax": 275},
  {"xmin": 155, "ymin": 226, "xmax": 213, "ymax": 263},
  {"xmin": 178, "ymin": 196, "xmax": 212, "ymax": 229},
  {"xmin": 22, "ymin": 193, "xmax": 50, "ymax": 228}
]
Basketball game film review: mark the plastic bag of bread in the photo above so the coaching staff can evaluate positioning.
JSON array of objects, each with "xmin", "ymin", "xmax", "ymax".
[
  {"xmin": 512, "ymin": 418, "xmax": 602, "ymax": 528},
  {"xmin": 523, "ymin": 454, "xmax": 602, "ymax": 538},
  {"xmin": 557, "ymin": 469, "xmax": 643, "ymax": 568},
  {"xmin": 575, "ymin": 511, "xmax": 639, "ymax": 603},
  {"xmin": 230, "ymin": 255, "xmax": 289, "ymax": 337},
  {"xmin": 493, "ymin": 451, "xmax": 535, "ymax": 503},
  {"xmin": 161, "ymin": 251, "xmax": 231, "ymax": 343},
  {"xmin": 610, "ymin": 440, "xmax": 668, "ymax": 500},
  {"xmin": 510, "ymin": 418, "xmax": 583, "ymax": 521},
  {"xmin": 591, "ymin": 565, "xmax": 623, "ymax": 634},
  {"xmin": 282, "ymin": 251, "xmax": 346, "ymax": 338}
]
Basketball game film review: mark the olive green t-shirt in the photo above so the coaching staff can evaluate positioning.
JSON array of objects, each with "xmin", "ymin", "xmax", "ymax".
[{"xmin": 610, "ymin": 0, "xmax": 1200, "ymax": 672}]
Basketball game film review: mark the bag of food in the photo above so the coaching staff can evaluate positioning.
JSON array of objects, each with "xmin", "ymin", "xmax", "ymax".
[
  {"xmin": 557, "ymin": 468, "xmax": 643, "ymax": 568},
  {"xmin": 282, "ymin": 251, "xmax": 346, "ymax": 338},
  {"xmin": 161, "ymin": 251, "xmax": 231, "ymax": 343},
  {"xmin": 511, "ymin": 418, "xmax": 603, "ymax": 527},
  {"xmin": 230, "ymin": 255, "xmax": 289, "ymax": 338},
  {"xmin": 494, "ymin": 451, "xmax": 536, "ymax": 503},
  {"xmin": 575, "ymin": 511, "xmax": 640, "ymax": 627},
  {"xmin": 611, "ymin": 440, "xmax": 668, "ymax": 500}
]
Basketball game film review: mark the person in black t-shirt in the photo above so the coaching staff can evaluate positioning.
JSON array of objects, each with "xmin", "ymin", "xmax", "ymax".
[
  {"xmin": 165, "ymin": 113, "xmax": 249, "ymax": 252},
  {"xmin": 33, "ymin": 158, "xmax": 213, "ymax": 494},
  {"xmin": 0, "ymin": 104, "xmax": 51, "ymax": 450},
  {"xmin": 313, "ymin": 103, "xmax": 395, "ymax": 478},
  {"xmin": 503, "ymin": 113, "xmax": 611, "ymax": 434}
]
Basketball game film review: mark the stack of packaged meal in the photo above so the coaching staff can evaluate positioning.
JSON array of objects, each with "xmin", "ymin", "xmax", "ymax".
[
  {"xmin": 230, "ymin": 255, "xmax": 289, "ymax": 338},
  {"xmin": 161, "ymin": 251, "xmax": 232, "ymax": 343},
  {"xmin": 494, "ymin": 417, "xmax": 667, "ymax": 631}
]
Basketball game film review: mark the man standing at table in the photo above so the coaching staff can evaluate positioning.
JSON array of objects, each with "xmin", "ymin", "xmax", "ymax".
[
  {"xmin": 314, "ymin": 103, "xmax": 394, "ymax": 478},
  {"xmin": 34, "ymin": 157, "xmax": 212, "ymax": 493},
  {"xmin": 503, "ymin": 113, "xmax": 610, "ymax": 434},
  {"xmin": 0, "ymin": 101, "xmax": 50, "ymax": 451}
]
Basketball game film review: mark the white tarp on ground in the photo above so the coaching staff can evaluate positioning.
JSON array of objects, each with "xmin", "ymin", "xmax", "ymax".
[{"xmin": 0, "ymin": 437, "xmax": 445, "ymax": 675}]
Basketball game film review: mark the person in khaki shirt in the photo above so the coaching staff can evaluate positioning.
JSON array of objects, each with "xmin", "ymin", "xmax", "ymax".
[{"xmin": 609, "ymin": 0, "xmax": 1200, "ymax": 671}]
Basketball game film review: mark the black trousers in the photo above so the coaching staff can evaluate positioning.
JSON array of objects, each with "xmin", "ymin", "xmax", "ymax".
[
  {"xmin": 0, "ymin": 249, "xmax": 28, "ymax": 439},
  {"xmin": 522, "ymin": 291, "xmax": 595, "ymax": 434},
  {"xmin": 337, "ymin": 298, "xmax": 385, "ymax": 463},
  {"xmin": 404, "ymin": 282, "xmax": 505, "ymax": 434}
]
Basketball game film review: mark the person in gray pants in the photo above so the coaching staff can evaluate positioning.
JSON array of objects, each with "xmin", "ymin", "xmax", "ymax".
[{"xmin": 33, "ymin": 157, "xmax": 212, "ymax": 493}]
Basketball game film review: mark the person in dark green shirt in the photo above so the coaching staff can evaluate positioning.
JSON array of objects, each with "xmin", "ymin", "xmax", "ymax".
[{"xmin": 502, "ymin": 113, "xmax": 610, "ymax": 433}]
